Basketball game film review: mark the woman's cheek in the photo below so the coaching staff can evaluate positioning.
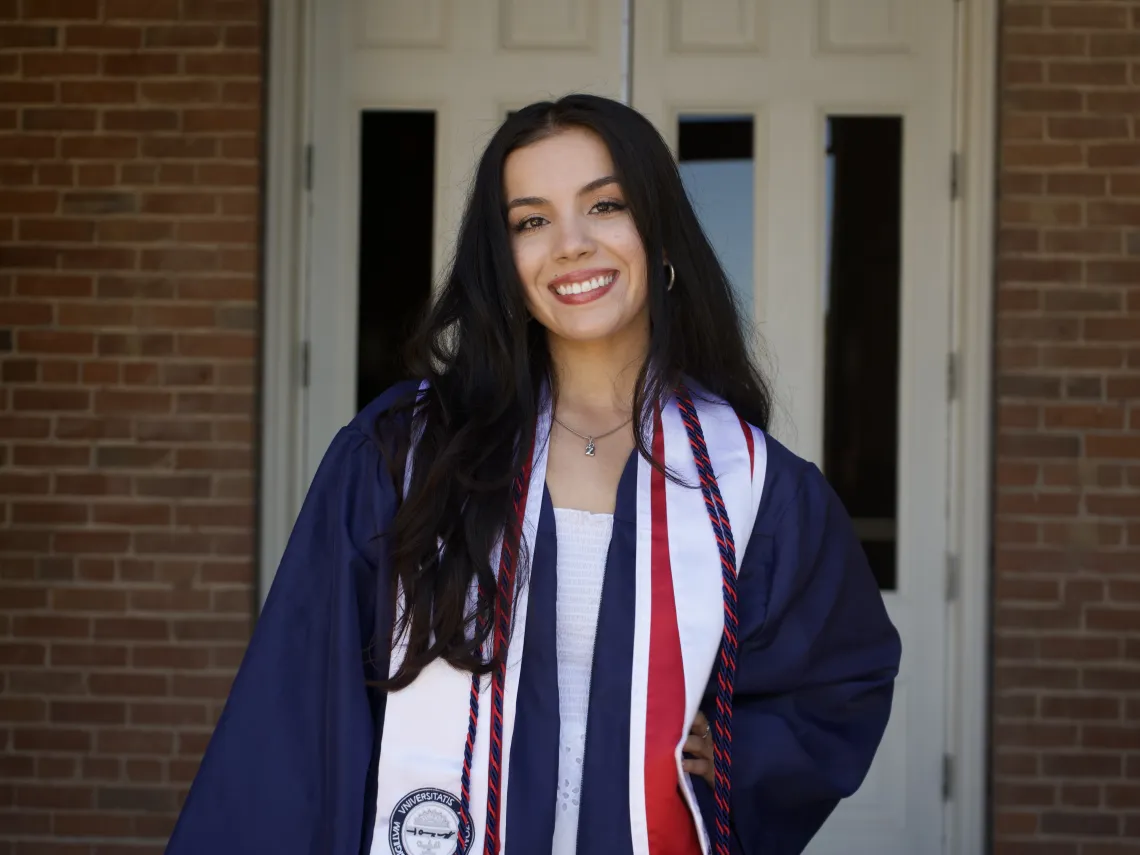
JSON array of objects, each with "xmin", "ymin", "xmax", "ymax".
[{"xmin": 513, "ymin": 243, "xmax": 546, "ymax": 311}]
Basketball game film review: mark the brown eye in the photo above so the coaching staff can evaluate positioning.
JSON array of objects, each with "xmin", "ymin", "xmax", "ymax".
[
  {"xmin": 513, "ymin": 215, "xmax": 546, "ymax": 233},
  {"xmin": 591, "ymin": 200, "xmax": 626, "ymax": 215}
]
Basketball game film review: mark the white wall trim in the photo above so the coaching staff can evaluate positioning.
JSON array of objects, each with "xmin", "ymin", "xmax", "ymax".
[
  {"xmin": 950, "ymin": 0, "xmax": 998, "ymax": 851},
  {"xmin": 258, "ymin": 0, "xmax": 311, "ymax": 609}
]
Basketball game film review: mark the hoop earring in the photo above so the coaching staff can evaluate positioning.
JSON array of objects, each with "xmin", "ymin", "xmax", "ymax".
[{"xmin": 665, "ymin": 260, "xmax": 675, "ymax": 291}]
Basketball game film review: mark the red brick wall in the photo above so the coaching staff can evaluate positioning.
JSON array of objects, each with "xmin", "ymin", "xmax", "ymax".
[
  {"xmin": 0, "ymin": 1, "xmax": 263, "ymax": 850},
  {"xmin": 993, "ymin": 0, "xmax": 1140, "ymax": 851}
]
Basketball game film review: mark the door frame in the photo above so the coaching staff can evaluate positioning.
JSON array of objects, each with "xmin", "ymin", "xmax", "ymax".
[
  {"xmin": 946, "ymin": 0, "xmax": 998, "ymax": 852},
  {"xmin": 258, "ymin": 2, "xmax": 998, "ymax": 851},
  {"xmin": 259, "ymin": 0, "xmax": 314, "ymax": 609}
]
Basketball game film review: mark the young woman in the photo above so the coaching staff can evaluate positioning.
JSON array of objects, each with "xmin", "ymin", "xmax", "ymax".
[{"xmin": 168, "ymin": 94, "xmax": 900, "ymax": 855}]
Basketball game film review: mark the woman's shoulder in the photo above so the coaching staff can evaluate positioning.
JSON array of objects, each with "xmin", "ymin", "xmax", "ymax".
[
  {"xmin": 678, "ymin": 381, "xmax": 828, "ymax": 530},
  {"xmin": 344, "ymin": 379, "xmax": 425, "ymax": 449},
  {"xmin": 684, "ymin": 380, "xmax": 811, "ymax": 485},
  {"xmin": 744, "ymin": 422, "xmax": 842, "ymax": 534},
  {"xmin": 303, "ymin": 380, "xmax": 424, "ymax": 500}
]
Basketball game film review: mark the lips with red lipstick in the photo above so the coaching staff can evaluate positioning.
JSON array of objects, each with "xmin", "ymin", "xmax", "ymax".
[{"xmin": 547, "ymin": 268, "xmax": 619, "ymax": 305}]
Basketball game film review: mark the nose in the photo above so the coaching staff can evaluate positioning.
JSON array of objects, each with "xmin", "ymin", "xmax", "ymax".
[{"xmin": 553, "ymin": 215, "xmax": 595, "ymax": 262}]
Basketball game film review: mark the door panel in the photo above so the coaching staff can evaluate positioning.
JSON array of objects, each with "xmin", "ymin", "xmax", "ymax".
[{"xmin": 632, "ymin": 2, "xmax": 954, "ymax": 852}]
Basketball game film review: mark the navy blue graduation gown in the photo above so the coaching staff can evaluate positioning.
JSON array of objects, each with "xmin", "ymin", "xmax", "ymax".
[{"xmin": 166, "ymin": 382, "xmax": 900, "ymax": 854}]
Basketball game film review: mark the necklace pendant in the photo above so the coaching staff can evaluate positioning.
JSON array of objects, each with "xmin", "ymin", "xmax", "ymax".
[{"xmin": 584, "ymin": 438, "xmax": 596, "ymax": 457}]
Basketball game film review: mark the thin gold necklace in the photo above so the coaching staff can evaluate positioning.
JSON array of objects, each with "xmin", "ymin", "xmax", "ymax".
[{"xmin": 553, "ymin": 414, "xmax": 632, "ymax": 457}]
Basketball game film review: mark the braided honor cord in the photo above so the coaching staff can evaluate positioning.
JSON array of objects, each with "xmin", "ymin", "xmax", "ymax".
[
  {"xmin": 456, "ymin": 451, "xmax": 532, "ymax": 855},
  {"xmin": 676, "ymin": 387, "xmax": 739, "ymax": 855}
]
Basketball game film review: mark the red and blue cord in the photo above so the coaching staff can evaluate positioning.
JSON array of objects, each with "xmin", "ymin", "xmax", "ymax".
[
  {"xmin": 677, "ymin": 387, "xmax": 739, "ymax": 855},
  {"xmin": 457, "ymin": 453, "xmax": 531, "ymax": 855}
]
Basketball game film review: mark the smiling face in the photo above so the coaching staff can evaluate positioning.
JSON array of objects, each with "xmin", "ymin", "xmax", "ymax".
[{"xmin": 504, "ymin": 127, "xmax": 649, "ymax": 347}]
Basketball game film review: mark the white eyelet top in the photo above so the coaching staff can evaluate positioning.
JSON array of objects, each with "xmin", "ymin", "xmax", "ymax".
[{"xmin": 551, "ymin": 507, "xmax": 613, "ymax": 855}]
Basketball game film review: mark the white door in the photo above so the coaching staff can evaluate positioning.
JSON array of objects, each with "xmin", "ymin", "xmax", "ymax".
[
  {"xmin": 632, "ymin": 2, "xmax": 955, "ymax": 853},
  {"xmin": 303, "ymin": 2, "xmax": 954, "ymax": 852}
]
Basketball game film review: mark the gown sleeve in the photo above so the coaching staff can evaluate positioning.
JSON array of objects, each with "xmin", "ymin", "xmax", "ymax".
[
  {"xmin": 165, "ymin": 418, "xmax": 399, "ymax": 855},
  {"xmin": 696, "ymin": 445, "xmax": 902, "ymax": 855}
]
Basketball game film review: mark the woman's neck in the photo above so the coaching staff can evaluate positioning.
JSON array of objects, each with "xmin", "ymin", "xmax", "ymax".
[{"xmin": 547, "ymin": 321, "xmax": 649, "ymax": 417}]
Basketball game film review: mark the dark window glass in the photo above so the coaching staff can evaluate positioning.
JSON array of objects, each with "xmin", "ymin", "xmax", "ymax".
[
  {"xmin": 823, "ymin": 115, "xmax": 903, "ymax": 591},
  {"xmin": 357, "ymin": 110, "xmax": 436, "ymax": 410}
]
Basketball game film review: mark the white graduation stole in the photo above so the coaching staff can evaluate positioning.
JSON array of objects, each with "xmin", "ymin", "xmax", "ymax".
[{"xmin": 370, "ymin": 387, "xmax": 765, "ymax": 855}]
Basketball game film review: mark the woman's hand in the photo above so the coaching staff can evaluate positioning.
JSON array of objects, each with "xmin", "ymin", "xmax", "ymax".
[{"xmin": 682, "ymin": 710, "xmax": 715, "ymax": 788}]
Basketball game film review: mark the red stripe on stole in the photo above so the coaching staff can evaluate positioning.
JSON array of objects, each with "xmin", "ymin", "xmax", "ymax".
[
  {"xmin": 645, "ymin": 406, "xmax": 703, "ymax": 855},
  {"xmin": 737, "ymin": 415, "xmax": 755, "ymax": 477}
]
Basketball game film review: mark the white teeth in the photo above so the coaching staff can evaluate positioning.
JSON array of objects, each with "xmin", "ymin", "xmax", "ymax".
[{"xmin": 554, "ymin": 272, "xmax": 615, "ymax": 297}]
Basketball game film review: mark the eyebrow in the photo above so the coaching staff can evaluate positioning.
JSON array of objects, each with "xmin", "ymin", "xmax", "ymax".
[{"xmin": 506, "ymin": 175, "xmax": 620, "ymax": 211}]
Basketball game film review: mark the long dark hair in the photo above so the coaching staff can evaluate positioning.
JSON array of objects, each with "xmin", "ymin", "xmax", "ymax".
[{"xmin": 377, "ymin": 94, "xmax": 771, "ymax": 690}]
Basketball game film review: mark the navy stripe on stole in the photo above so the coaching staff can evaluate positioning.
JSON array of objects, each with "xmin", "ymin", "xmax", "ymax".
[
  {"xmin": 576, "ymin": 451, "xmax": 639, "ymax": 855},
  {"xmin": 505, "ymin": 487, "xmax": 560, "ymax": 852}
]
